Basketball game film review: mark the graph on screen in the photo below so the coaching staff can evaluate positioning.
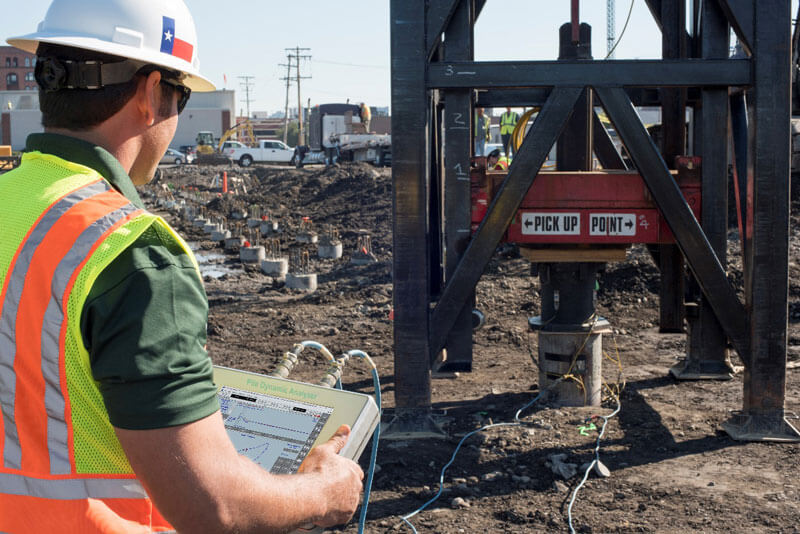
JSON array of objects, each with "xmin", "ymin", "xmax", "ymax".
[{"xmin": 219, "ymin": 386, "xmax": 333, "ymax": 474}]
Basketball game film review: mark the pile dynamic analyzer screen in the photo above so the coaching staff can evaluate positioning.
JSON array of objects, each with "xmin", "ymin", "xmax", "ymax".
[{"xmin": 219, "ymin": 385, "xmax": 333, "ymax": 474}]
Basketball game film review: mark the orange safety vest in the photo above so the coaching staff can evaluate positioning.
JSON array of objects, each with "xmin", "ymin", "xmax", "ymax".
[
  {"xmin": 491, "ymin": 156, "xmax": 509, "ymax": 170},
  {"xmin": 0, "ymin": 153, "xmax": 176, "ymax": 533}
]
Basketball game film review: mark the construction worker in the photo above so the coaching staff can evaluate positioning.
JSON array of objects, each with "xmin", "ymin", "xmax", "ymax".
[
  {"xmin": 500, "ymin": 106, "xmax": 519, "ymax": 158},
  {"xmin": 360, "ymin": 101, "xmax": 371, "ymax": 132},
  {"xmin": 0, "ymin": 1, "xmax": 362, "ymax": 532},
  {"xmin": 487, "ymin": 148, "xmax": 509, "ymax": 170},
  {"xmin": 474, "ymin": 106, "xmax": 490, "ymax": 156}
]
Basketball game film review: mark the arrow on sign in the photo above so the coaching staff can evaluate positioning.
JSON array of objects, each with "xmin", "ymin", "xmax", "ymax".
[{"xmin": 625, "ymin": 220, "xmax": 633, "ymax": 229}]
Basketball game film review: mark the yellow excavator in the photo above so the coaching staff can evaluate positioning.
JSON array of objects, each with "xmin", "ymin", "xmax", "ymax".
[{"xmin": 195, "ymin": 120, "xmax": 256, "ymax": 165}]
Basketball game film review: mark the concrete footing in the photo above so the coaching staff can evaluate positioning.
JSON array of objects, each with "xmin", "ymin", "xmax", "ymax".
[
  {"xmin": 318, "ymin": 242, "xmax": 343, "ymax": 259},
  {"xmin": 260, "ymin": 221, "xmax": 279, "ymax": 235},
  {"xmin": 286, "ymin": 272, "xmax": 317, "ymax": 291},
  {"xmin": 224, "ymin": 236, "xmax": 245, "ymax": 251},
  {"xmin": 240, "ymin": 246, "xmax": 266, "ymax": 263},
  {"xmin": 211, "ymin": 229, "xmax": 231, "ymax": 241},
  {"xmin": 350, "ymin": 251, "xmax": 378, "ymax": 265},
  {"xmin": 261, "ymin": 258, "xmax": 289, "ymax": 278},
  {"xmin": 203, "ymin": 222, "xmax": 219, "ymax": 234},
  {"xmin": 296, "ymin": 232, "xmax": 318, "ymax": 244},
  {"xmin": 246, "ymin": 218, "xmax": 261, "ymax": 228},
  {"xmin": 193, "ymin": 217, "xmax": 209, "ymax": 228}
]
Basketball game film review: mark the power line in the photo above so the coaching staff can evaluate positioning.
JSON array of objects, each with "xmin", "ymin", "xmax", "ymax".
[
  {"xmin": 286, "ymin": 46, "xmax": 311, "ymax": 146},
  {"xmin": 312, "ymin": 59, "xmax": 387, "ymax": 70},
  {"xmin": 279, "ymin": 60, "xmax": 294, "ymax": 143},
  {"xmin": 238, "ymin": 75, "xmax": 256, "ymax": 119}
]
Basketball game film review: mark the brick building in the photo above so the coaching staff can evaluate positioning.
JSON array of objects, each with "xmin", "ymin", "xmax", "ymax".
[{"xmin": 0, "ymin": 46, "xmax": 36, "ymax": 92}]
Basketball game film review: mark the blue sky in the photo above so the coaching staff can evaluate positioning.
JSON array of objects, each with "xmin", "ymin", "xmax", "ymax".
[{"xmin": 2, "ymin": 1, "xmax": 795, "ymax": 115}]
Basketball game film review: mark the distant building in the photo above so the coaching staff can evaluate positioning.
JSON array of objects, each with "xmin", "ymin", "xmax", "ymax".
[
  {"xmin": 170, "ymin": 90, "xmax": 236, "ymax": 150},
  {"xmin": 0, "ymin": 46, "xmax": 36, "ymax": 91},
  {"xmin": 236, "ymin": 115, "xmax": 285, "ymax": 140},
  {"xmin": 1, "ymin": 88, "xmax": 236, "ymax": 151}
]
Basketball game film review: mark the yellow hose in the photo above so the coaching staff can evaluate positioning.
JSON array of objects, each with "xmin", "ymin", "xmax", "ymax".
[
  {"xmin": 511, "ymin": 107, "xmax": 539, "ymax": 153},
  {"xmin": 510, "ymin": 107, "xmax": 555, "ymax": 170}
]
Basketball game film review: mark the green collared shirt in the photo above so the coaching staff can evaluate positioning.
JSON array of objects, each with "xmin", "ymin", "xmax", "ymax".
[{"xmin": 25, "ymin": 133, "xmax": 219, "ymax": 430}]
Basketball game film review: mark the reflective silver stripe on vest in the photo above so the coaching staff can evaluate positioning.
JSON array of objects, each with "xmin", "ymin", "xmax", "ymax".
[
  {"xmin": 42, "ymin": 203, "xmax": 141, "ymax": 475},
  {"xmin": 0, "ymin": 471, "xmax": 147, "ymax": 500},
  {"xmin": 0, "ymin": 180, "xmax": 110, "ymax": 471}
]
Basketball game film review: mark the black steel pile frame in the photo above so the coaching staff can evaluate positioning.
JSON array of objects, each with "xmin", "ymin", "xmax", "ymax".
[{"xmin": 390, "ymin": 0, "xmax": 798, "ymax": 441}]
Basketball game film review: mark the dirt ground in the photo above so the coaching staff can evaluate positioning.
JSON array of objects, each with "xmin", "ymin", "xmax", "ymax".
[{"xmin": 146, "ymin": 162, "xmax": 799, "ymax": 534}]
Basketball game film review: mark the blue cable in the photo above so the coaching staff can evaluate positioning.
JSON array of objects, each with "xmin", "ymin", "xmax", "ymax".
[
  {"xmin": 357, "ymin": 367, "xmax": 381, "ymax": 534},
  {"xmin": 400, "ymin": 386, "xmax": 555, "ymax": 533},
  {"xmin": 341, "ymin": 350, "xmax": 381, "ymax": 534},
  {"xmin": 401, "ymin": 421, "xmax": 519, "ymax": 531}
]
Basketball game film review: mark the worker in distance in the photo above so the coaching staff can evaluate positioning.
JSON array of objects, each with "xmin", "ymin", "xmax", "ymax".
[{"xmin": 0, "ymin": 0, "xmax": 363, "ymax": 532}]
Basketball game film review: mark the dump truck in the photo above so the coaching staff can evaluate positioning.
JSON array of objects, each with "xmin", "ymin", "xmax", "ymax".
[{"xmin": 295, "ymin": 103, "xmax": 391, "ymax": 167}]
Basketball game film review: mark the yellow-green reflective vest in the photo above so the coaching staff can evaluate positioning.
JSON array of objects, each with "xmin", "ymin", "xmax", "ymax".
[
  {"xmin": 500, "ymin": 111, "xmax": 518, "ymax": 135},
  {"xmin": 0, "ymin": 152, "xmax": 196, "ymax": 532}
]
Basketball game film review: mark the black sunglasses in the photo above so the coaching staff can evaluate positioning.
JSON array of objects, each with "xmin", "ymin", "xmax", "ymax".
[{"xmin": 160, "ymin": 78, "xmax": 191, "ymax": 114}]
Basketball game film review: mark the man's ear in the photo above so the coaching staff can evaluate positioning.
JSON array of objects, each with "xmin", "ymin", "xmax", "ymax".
[{"xmin": 134, "ymin": 70, "xmax": 163, "ymax": 127}]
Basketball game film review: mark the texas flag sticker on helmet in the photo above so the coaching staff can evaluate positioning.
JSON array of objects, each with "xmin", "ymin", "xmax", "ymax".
[{"xmin": 160, "ymin": 16, "xmax": 193, "ymax": 63}]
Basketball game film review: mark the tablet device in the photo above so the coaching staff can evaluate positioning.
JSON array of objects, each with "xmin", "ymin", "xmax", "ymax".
[{"xmin": 213, "ymin": 366, "xmax": 380, "ymax": 532}]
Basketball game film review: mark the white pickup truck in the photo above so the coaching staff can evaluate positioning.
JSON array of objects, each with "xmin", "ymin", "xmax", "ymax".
[{"xmin": 224, "ymin": 140, "xmax": 295, "ymax": 167}]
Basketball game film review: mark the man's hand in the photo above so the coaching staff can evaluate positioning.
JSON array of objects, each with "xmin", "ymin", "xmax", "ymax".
[{"xmin": 299, "ymin": 425, "xmax": 364, "ymax": 527}]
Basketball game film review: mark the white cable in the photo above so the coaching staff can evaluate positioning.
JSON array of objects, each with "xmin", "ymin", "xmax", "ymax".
[
  {"xmin": 300, "ymin": 340, "xmax": 336, "ymax": 362},
  {"xmin": 567, "ymin": 396, "xmax": 622, "ymax": 534}
]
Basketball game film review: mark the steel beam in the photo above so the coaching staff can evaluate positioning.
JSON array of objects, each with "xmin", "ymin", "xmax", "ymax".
[
  {"xmin": 674, "ymin": 0, "xmax": 735, "ymax": 379},
  {"xmin": 390, "ymin": 0, "xmax": 433, "ymax": 412},
  {"xmin": 427, "ymin": 59, "xmax": 751, "ymax": 89},
  {"xmin": 425, "ymin": 0, "xmax": 461, "ymax": 59},
  {"xmin": 428, "ymin": 87, "xmax": 582, "ymax": 360},
  {"xmin": 724, "ymin": 0, "xmax": 800, "ymax": 441},
  {"xmin": 643, "ymin": 0, "xmax": 664, "ymax": 30},
  {"xmin": 595, "ymin": 86, "xmax": 750, "ymax": 362},
  {"xmin": 657, "ymin": 0, "xmax": 687, "ymax": 333},
  {"xmin": 439, "ymin": 0, "xmax": 474, "ymax": 372},
  {"xmin": 730, "ymin": 92, "xmax": 750, "ymax": 278},
  {"xmin": 716, "ymin": 0, "xmax": 754, "ymax": 54},
  {"xmin": 476, "ymin": 88, "xmax": 551, "ymax": 108},
  {"xmin": 593, "ymin": 111, "xmax": 628, "ymax": 170}
]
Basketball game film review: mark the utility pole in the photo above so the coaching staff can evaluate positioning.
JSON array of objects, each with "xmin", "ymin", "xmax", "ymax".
[
  {"xmin": 238, "ymin": 75, "xmax": 255, "ymax": 119},
  {"xmin": 606, "ymin": 0, "xmax": 616, "ymax": 58},
  {"xmin": 279, "ymin": 59, "xmax": 293, "ymax": 144},
  {"xmin": 286, "ymin": 46, "xmax": 311, "ymax": 146}
]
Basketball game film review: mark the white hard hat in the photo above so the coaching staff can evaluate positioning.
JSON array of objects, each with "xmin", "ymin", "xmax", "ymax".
[{"xmin": 7, "ymin": 0, "xmax": 215, "ymax": 92}]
